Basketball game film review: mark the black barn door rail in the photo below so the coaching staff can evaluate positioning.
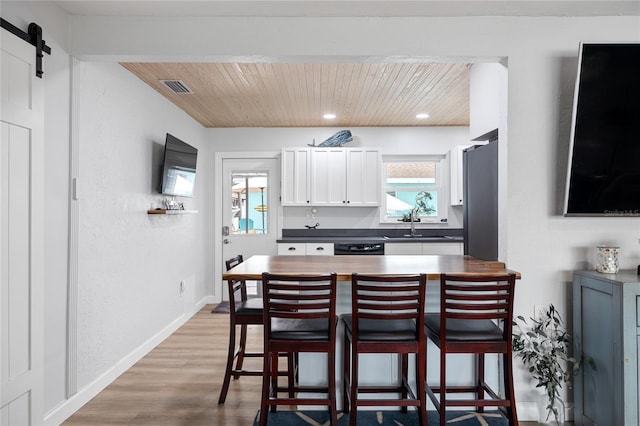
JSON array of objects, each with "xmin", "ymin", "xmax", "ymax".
[{"xmin": 1, "ymin": 18, "xmax": 52, "ymax": 78}]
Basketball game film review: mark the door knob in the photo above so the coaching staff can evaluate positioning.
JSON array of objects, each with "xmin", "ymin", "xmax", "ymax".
[{"xmin": 223, "ymin": 239, "xmax": 230, "ymax": 244}]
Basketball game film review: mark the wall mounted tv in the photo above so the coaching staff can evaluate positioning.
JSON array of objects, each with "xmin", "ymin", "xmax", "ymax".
[
  {"xmin": 160, "ymin": 133, "xmax": 198, "ymax": 198},
  {"xmin": 563, "ymin": 42, "xmax": 640, "ymax": 217}
]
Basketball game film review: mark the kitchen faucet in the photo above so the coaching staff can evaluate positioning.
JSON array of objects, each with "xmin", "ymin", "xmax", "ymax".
[
  {"xmin": 410, "ymin": 208, "xmax": 417, "ymax": 237},
  {"xmin": 403, "ymin": 208, "xmax": 422, "ymax": 238}
]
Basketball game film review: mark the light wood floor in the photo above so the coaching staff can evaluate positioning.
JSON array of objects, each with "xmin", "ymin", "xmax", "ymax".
[
  {"xmin": 64, "ymin": 305, "xmax": 264, "ymax": 426},
  {"xmin": 64, "ymin": 304, "xmax": 543, "ymax": 425}
]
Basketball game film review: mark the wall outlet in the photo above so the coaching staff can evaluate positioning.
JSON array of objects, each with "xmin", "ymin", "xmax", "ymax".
[
  {"xmin": 180, "ymin": 280, "xmax": 185, "ymax": 294},
  {"xmin": 533, "ymin": 304, "xmax": 547, "ymax": 320}
]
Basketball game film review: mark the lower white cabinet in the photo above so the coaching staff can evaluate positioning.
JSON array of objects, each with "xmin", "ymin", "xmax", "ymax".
[
  {"xmin": 422, "ymin": 242, "xmax": 463, "ymax": 255},
  {"xmin": 277, "ymin": 242, "xmax": 334, "ymax": 256},
  {"xmin": 385, "ymin": 242, "xmax": 463, "ymax": 255}
]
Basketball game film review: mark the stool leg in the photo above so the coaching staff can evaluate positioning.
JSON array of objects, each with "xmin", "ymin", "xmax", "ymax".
[
  {"xmin": 235, "ymin": 324, "xmax": 248, "ymax": 377},
  {"xmin": 439, "ymin": 347, "xmax": 446, "ymax": 426},
  {"xmin": 342, "ymin": 331, "xmax": 351, "ymax": 414},
  {"xmin": 218, "ymin": 321, "xmax": 237, "ymax": 404},
  {"xmin": 416, "ymin": 346, "xmax": 427, "ymax": 426},
  {"xmin": 259, "ymin": 350, "xmax": 270, "ymax": 426},
  {"xmin": 349, "ymin": 344, "xmax": 359, "ymax": 426},
  {"xmin": 328, "ymin": 345, "xmax": 338, "ymax": 425},
  {"xmin": 270, "ymin": 353, "xmax": 278, "ymax": 413},
  {"xmin": 401, "ymin": 353, "xmax": 408, "ymax": 413},
  {"xmin": 287, "ymin": 352, "xmax": 295, "ymax": 398},
  {"xmin": 477, "ymin": 353, "xmax": 485, "ymax": 413},
  {"xmin": 503, "ymin": 353, "xmax": 519, "ymax": 425}
]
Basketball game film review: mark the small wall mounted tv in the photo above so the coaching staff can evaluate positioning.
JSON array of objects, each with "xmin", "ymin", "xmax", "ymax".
[
  {"xmin": 160, "ymin": 133, "xmax": 198, "ymax": 198},
  {"xmin": 563, "ymin": 42, "xmax": 640, "ymax": 217}
]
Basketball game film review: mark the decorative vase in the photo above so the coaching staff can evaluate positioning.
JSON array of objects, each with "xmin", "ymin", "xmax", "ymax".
[
  {"xmin": 596, "ymin": 246, "xmax": 619, "ymax": 273},
  {"xmin": 537, "ymin": 394, "xmax": 565, "ymax": 425}
]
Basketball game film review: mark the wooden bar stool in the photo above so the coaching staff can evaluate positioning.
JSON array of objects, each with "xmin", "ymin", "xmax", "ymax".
[
  {"xmin": 424, "ymin": 273, "xmax": 518, "ymax": 426},
  {"xmin": 258, "ymin": 272, "xmax": 339, "ymax": 426},
  {"xmin": 342, "ymin": 273, "xmax": 428, "ymax": 426},
  {"xmin": 218, "ymin": 255, "xmax": 293, "ymax": 404}
]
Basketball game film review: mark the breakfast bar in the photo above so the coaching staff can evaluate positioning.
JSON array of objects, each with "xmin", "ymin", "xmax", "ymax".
[
  {"xmin": 223, "ymin": 254, "xmax": 520, "ymax": 409},
  {"xmin": 222, "ymin": 254, "xmax": 518, "ymax": 282}
]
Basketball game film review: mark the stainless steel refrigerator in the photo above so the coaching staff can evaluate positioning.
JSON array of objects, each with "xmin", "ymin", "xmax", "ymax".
[{"xmin": 463, "ymin": 138, "xmax": 498, "ymax": 261}]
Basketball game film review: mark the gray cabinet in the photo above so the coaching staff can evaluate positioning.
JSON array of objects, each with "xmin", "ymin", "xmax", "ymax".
[{"xmin": 573, "ymin": 270, "xmax": 640, "ymax": 426}]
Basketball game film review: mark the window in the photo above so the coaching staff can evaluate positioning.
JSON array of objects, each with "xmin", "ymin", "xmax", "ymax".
[
  {"xmin": 381, "ymin": 157, "xmax": 445, "ymax": 223},
  {"xmin": 231, "ymin": 172, "xmax": 268, "ymax": 235}
]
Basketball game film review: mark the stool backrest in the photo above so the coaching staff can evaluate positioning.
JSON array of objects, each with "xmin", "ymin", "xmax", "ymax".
[
  {"xmin": 351, "ymin": 273, "xmax": 427, "ymax": 340},
  {"xmin": 439, "ymin": 273, "xmax": 517, "ymax": 340},
  {"xmin": 261, "ymin": 273, "xmax": 337, "ymax": 337},
  {"xmin": 225, "ymin": 255, "xmax": 246, "ymax": 305}
]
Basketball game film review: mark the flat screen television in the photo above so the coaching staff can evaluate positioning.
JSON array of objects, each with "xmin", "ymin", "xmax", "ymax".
[
  {"xmin": 160, "ymin": 133, "xmax": 198, "ymax": 198},
  {"xmin": 563, "ymin": 42, "xmax": 640, "ymax": 217}
]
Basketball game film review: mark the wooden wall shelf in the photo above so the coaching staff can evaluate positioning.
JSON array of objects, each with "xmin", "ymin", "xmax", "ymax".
[{"xmin": 147, "ymin": 209, "xmax": 198, "ymax": 215}]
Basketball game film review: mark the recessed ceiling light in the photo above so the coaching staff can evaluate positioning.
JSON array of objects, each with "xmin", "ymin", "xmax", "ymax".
[
  {"xmin": 323, "ymin": 113, "xmax": 336, "ymax": 120},
  {"xmin": 416, "ymin": 113, "xmax": 430, "ymax": 119}
]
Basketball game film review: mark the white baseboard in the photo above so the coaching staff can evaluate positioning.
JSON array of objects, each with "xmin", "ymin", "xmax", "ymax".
[
  {"xmin": 44, "ymin": 296, "xmax": 213, "ymax": 426},
  {"xmin": 516, "ymin": 400, "xmax": 574, "ymax": 422}
]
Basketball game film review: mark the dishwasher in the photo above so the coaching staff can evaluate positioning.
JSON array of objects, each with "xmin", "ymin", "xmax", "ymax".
[{"xmin": 334, "ymin": 242, "xmax": 385, "ymax": 255}]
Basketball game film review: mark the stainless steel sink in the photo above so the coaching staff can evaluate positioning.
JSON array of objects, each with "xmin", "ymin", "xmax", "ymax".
[{"xmin": 383, "ymin": 235, "xmax": 449, "ymax": 240}]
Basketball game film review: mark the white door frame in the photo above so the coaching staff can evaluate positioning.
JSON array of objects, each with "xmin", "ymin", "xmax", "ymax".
[{"xmin": 213, "ymin": 151, "xmax": 282, "ymax": 302}]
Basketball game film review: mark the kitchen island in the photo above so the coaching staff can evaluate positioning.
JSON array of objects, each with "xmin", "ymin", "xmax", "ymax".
[
  {"xmin": 223, "ymin": 254, "xmax": 519, "ymax": 410},
  {"xmin": 222, "ymin": 254, "xmax": 516, "ymax": 282}
]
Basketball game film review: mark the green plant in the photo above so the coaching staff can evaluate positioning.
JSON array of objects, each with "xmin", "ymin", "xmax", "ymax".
[{"xmin": 512, "ymin": 304, "xmax": 579, "ymax": 424}]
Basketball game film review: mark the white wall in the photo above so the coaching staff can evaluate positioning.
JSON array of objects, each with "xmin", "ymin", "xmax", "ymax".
[
  {"xmin": 75, "ymin": 61, "xmax": 211, "ymax": 388},
  {"xmin": 2, "ymin": 2, "xmax": 640, "ymax": 423},
  {"xmin": 208, "ymin": 126, "xmax": 470, "ymax": 230}
]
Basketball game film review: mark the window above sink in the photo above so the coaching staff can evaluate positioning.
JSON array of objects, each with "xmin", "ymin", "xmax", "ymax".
[{"xmin": 380, "ymin": 156, "xmax": 446, "ymax": 224}]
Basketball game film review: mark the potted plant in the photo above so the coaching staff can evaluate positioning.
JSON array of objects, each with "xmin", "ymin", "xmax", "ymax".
[{"xmin": 512, "ymin": 304, "xmax": 580, "ymax": 425}]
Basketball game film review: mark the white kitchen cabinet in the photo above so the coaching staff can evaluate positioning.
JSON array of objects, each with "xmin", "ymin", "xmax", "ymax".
[
  {"xmin": 282, "ymin": 147, "xmax": 381, "ymax": 207},
  {"xmin": 448, "ymin": 145, "xmax": 468, "ymax": 206},
  {"xmin": 345, "ymin": 148, "xmax": 382, "ymax": 206},
  {"xmin": 384, "ymin": 243, "xmax": 423, "ymax": 255},
  {"xmin": 277, "ymin": 242, "xmax": 334, "ymax": 256},
  {"xmin": 310, "ymin": 148, "xmax": 347, "ymax": 206},
  {"xmin": 422, "ymin": 242, "xmax": 463, "ymax": 255},
  {"xmin": 385, "ymin": 242, "xmax": 463, "ymax": 255},
  {"xmin": 281, "ymin": 148, "xmax": 311, "ymax": 206}
]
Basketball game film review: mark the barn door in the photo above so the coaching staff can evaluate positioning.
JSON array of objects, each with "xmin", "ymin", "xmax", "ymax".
[{"xmin": 0, "ymin": 27, "xmax": 45, "ymax": 425}]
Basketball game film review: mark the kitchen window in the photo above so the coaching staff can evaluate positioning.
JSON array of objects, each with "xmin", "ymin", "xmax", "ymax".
[{"xmin": 381, "ymin": 157, "xmax": 445, "ymax": 223}]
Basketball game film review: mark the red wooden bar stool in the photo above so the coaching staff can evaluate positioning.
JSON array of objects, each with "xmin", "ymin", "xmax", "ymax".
[
  {"xmin": 258, "ymin": 272, "xmax": 339, "ymax": 426},
  {"xmin": 218, "ymin": 255, "xmax": 294, "ymax": 404},
  {"xmin": 342, "ymin": 273, "xmax": 428, "ymax": 426},
  {"xmin": 424, "ymin": 273, "xmax": 518, "ymax": 426}
]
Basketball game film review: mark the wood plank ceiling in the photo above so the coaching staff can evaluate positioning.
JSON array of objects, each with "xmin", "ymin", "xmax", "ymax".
[{"xmin": 120, "ymin": 62, "xmax": 470, "ymax": 128}]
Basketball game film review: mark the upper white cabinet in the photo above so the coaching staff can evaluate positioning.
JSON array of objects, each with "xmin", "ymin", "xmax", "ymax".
[
  {"xmin": 281, "ymin": 148, "xmax": 311, "ymax": 206},
  {"xmin": 282, "ymin": 147, "xmax": 381, "ymax": 207},
  {"xmin": 345, "ymin": 148, "xmax": 382, "ymax": 207},
  {"xmin": 448, "ymin": 145, "xmax": 467, "ymax": 206},
  {"xmin": 310, "ymin": 148, "xmax": 347, "ymax": 206}
]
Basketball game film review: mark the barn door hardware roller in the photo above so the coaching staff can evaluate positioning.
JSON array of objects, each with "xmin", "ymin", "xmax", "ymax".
[{"xmin": 0, "ymin": 18, "xmax": 52, "ymax": 78}]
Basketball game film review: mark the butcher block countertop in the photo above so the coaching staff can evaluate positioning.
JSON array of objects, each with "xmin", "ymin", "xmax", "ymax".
[{"xmin": 224, "ymin": 254, "xmax": 519, "ymax": 282}]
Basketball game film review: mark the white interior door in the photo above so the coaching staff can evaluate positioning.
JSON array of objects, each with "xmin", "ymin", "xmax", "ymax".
[
  {"xmin": 221, "ymin": 158, "xmax": 279, "ymax": 298},
  {"xmin": 0, "ymin": 29, "xmax": 45, "ymax": 425}
]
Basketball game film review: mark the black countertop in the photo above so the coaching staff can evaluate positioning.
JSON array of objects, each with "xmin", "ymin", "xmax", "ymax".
[{"xmin": 277, "ymin": 228, "xmax": 464, "ymax": 244}]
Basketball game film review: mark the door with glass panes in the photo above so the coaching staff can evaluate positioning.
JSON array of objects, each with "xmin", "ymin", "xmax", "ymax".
[{"xmin": 222, "ymin": 158, "xmax": 278, "ymax": 297}]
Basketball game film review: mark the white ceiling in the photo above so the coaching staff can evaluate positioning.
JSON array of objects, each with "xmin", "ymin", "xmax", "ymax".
[
  {"xmin": 54, "ymin": 1, "xmax": 640, "ymax": 18},
  {"xmin": 53, "ymin": 1, "xmax": 639, "ymax": 127}
]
